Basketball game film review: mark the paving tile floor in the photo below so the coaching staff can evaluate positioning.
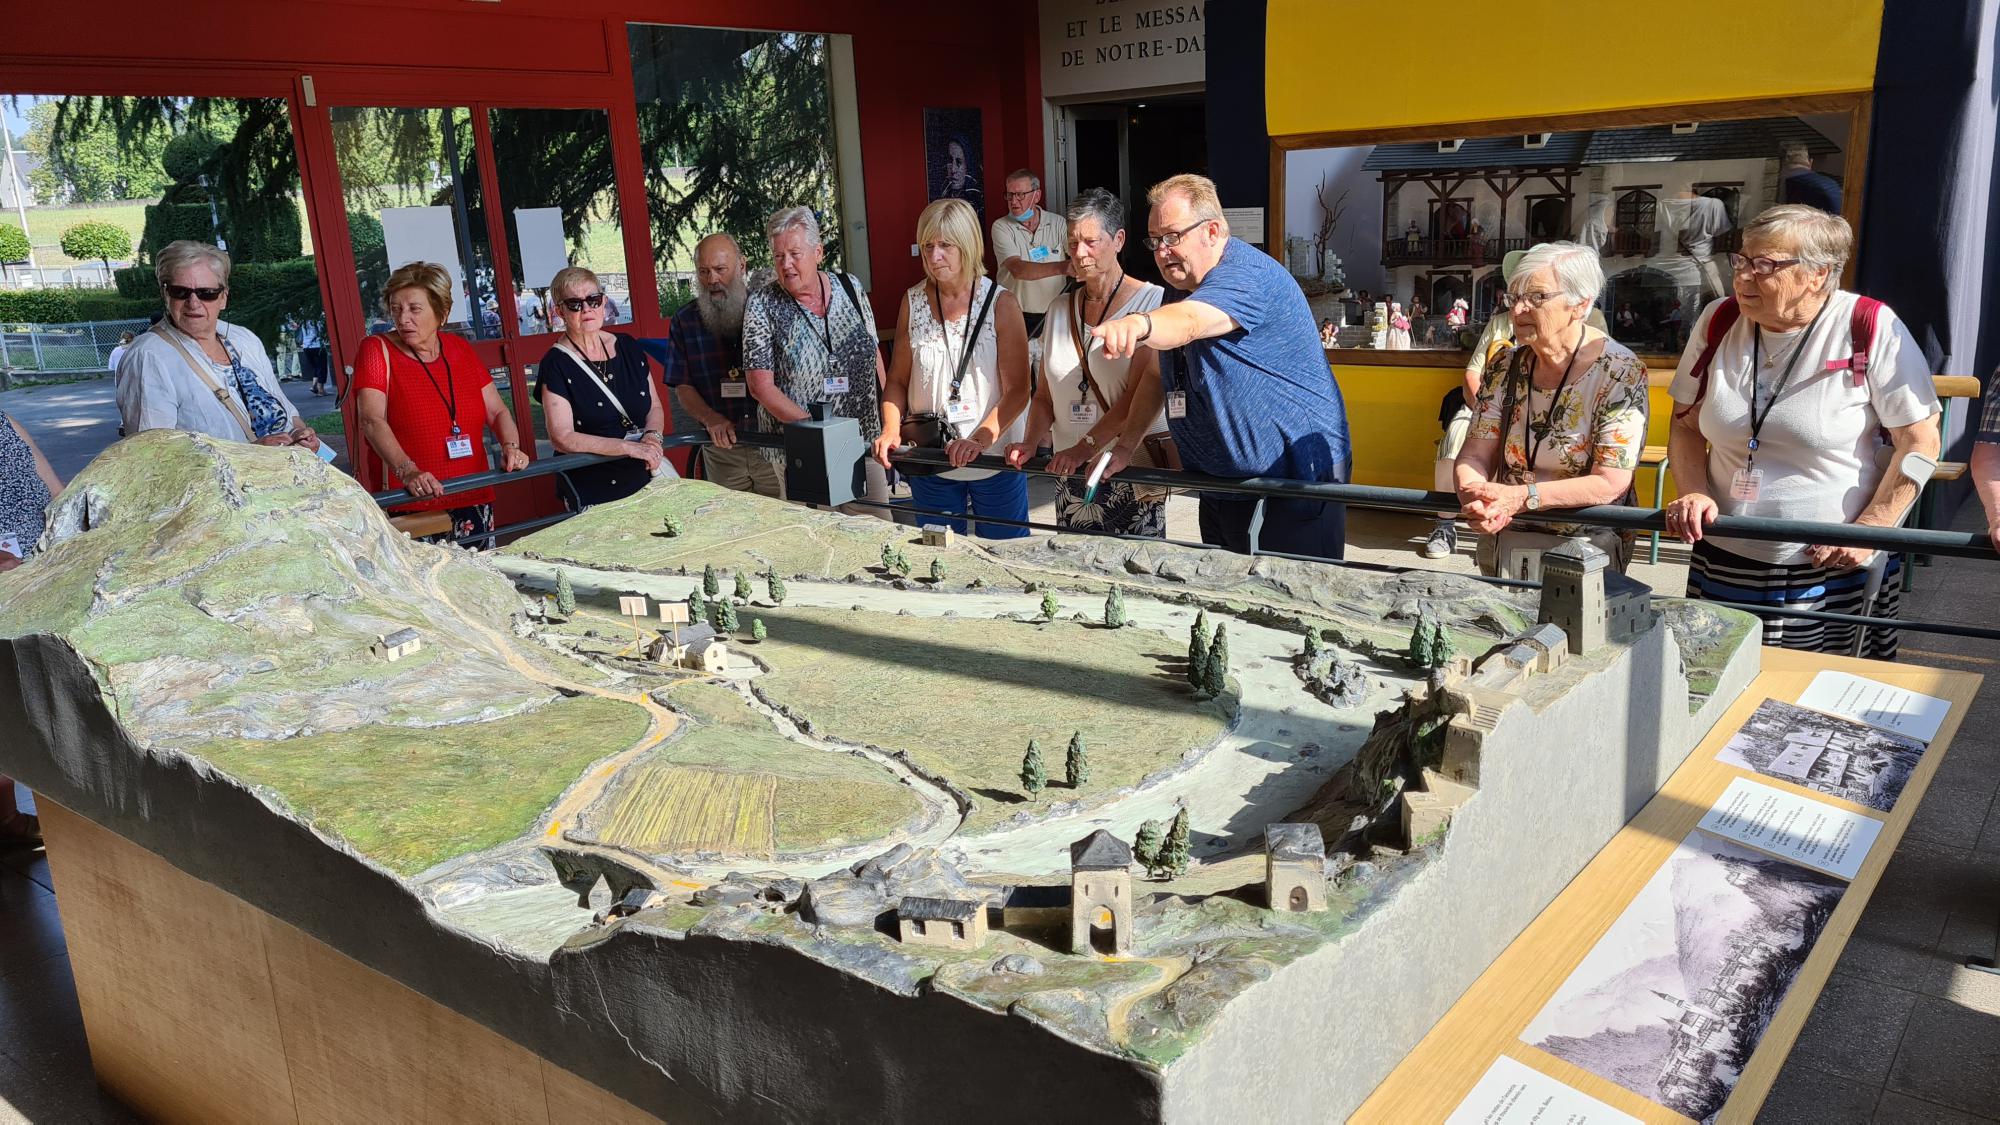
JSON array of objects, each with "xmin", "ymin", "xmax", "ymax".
[{"xmin": 1, "ymin": 491, "xmax": 1995, "ymax": 1122}]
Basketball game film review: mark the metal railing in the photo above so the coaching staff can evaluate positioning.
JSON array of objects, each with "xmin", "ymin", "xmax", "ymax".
[{"xmin": 0, "ymin": 317, "xmax": 150, "ymax": 374}]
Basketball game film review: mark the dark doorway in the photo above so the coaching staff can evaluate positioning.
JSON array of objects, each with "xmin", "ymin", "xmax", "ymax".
[
  {"xmin": 1058, "ymin": 94, "xmax": 1207, "ymax": 287},
  {"xmin": 1288, "ymin": 885, "xmax": 1308, "ymax": 911},
  {"xmin": 1091, "ymin": 922, "xmax": 1119, "ymax": 955}
]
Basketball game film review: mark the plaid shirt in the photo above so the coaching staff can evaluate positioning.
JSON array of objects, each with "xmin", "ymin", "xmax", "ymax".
[
  {"xmin": 1980, "ymin": 367, "xmax": 2000, "ymax": 444},
  {"xmin": 646, "ymin": 302, "xmax": 754, "ymax": 428}
]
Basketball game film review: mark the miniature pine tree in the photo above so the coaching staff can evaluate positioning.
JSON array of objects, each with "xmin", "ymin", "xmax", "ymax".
[
  {"xmin": 1428, "ymin": 623, "xmax": 1457, "ymax": 669},
  {"xmin": 1021, "ymin": 739, "xmax": 1047, "ymax": 795},
  {"xmin": 892, "ymin": 549, "xmax": 912, "ymax": 578},
  {"xmin": 661, "ymin": 513, "xmax": 683, "ymax": 537},
  {"xmin": 1133, "ymin": 819, "xmax": 1166, "ymax": 874},
  {"xmin": 752, "ymin": 618, "xmax": 767, "ymax": 643},
  {"xmin": 1408, "ymin": 614, "xmax": 1437, "ymax": 666},
  {"xmin": 717, "ymin": 599, "xmax": 740, "ymax": 633},
  {"xmin": 1187, "ymin": 621, "xmax": 1210, "ymax": 685},
  {"xmin": 554, "ymin": 568, "xmax": 576, "ymax": 619},
  {"xmin": 707, "ymin": 599, "xmax": 724, "ymax": 630},
  {"xmin": 1104, "ymin": 585, "xmax": 1127, "ymax": 628},
  {"xmin": 766, "ymin": 571, "xmax": 786, "ymax": 605},
  {"xmin": 881, "ymin": 543, "xmax": 897, "ymax": 571},
  {"xmin": 1210, "ymin": 623, "xmax": 1230, "ymax": 672},
  {"xmin": 1065, "ymin": 731, "xmax": 1090, "ymax": 787},
  {"xmin": 1194, "ymin": 609, "xmax": 1211, "ymax": 645},
  {"xmin": 1202, "ymin": 642, "xmax": 1226, "ymax": 698},
  {"xmin": 930, "ymin": 557, "xmax": 946, "ymax": 583},
  {"xmin": 688, "ymin": 587, "xmax": 707, "ymax": 622},
  {"xmin": 1040, "ymin": 591, "xmax": 1060, "ymax": 620},
  {"xmin": 734, "ymin": 571, "xmax": 753, "ymax": 603},
  {"xmin": 1303, "ymin": 627, "xmax": 1322, "ymax": 661},
  {"xmin": 703, "ymin": 564, "xmax": 720, "ymax": 598},
  {"xmin": 1162, "ymin": 806, "xmax": 1192, "ymax": 877}
]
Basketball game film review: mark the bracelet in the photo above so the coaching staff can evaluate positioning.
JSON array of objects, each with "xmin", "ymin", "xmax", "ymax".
[{"xmin": 1136, "ymin": 313, "xmax": 1154, "ymax": 344}]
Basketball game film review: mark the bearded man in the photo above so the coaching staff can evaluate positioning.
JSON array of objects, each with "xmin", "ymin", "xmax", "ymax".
[{"xmin": 646, "ymin": 232, "xmax": 783, "ymax": 498}]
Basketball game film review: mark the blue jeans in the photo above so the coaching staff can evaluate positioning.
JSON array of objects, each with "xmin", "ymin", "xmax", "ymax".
[{"xmin": 904, "ymin": 472, "xmax": 1030, "ymax": 539}]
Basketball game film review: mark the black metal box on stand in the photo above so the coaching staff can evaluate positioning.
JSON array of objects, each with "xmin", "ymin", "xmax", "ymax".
[{"xmin": 783, "ymin": 405, "xmax": 867, "ymax": 507}]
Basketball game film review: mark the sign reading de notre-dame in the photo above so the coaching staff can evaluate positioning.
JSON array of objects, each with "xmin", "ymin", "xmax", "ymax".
[{"xmin": 1038, "ymin": 0, "xmax": 1206, "ymax": 100}]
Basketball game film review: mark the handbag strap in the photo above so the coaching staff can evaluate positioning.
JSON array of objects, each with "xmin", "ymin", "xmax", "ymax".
[
  {"xmin": 947, "ymin": 279, "xmax": 1000, "ymax": 403},
  {"xmin": 552, "ymin": 337, "xmax": 640, "ymax": 432},
  {"xmin": 149, "ymin": 322, "xmax": 254, "ymax": 440}
]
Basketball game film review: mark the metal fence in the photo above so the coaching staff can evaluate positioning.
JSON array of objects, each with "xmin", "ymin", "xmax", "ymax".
[{"xmin": 0, "ymin": 317, "xmax": 150, "ymax": 374}]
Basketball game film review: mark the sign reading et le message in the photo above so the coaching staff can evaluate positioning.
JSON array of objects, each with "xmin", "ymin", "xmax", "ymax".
[{"xmin": 1039, "ymin": 1, "xmax": 1206, "ymax": 99}]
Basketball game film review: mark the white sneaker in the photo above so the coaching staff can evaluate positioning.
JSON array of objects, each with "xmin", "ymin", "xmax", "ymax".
[{"xmin": 1421, "ymin": 523, "xmax": 1457, "ymax": 559}]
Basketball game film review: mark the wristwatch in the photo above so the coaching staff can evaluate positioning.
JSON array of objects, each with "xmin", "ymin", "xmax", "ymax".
[
  {"xmin": 1524, "ymin": 480, "xmax": 1542, "ymax": 511},
  {"xmin": 1080, "ymin": 433, "xmax": 1099, "ymax": 447}
]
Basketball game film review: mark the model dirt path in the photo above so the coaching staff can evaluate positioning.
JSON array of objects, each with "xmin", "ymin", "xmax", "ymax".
[{"xmin": 496, "ymin": 557, "xmax": 1414, "ymax": 879}]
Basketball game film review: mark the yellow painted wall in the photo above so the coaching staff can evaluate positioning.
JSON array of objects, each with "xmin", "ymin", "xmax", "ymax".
[{"xmin": 1268, "ymin": 0, "xmax": 1884, "ymax": 138}]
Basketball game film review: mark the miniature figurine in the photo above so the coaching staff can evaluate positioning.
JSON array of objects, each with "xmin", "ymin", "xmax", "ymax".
[
  {"xmin": 1065, "ymin": 731, "xmax": 1089, "ymax": 787},
  {"xmin": 555, "ymin": 568, "xmax": 577, "ymax": 619},
  {"xmin": 1069, "ymin": 830, "xmax": 1135, "ymax": 956},
  {"xmin": 1040, "ymin": 591, "xmax": 1060, "ymax": 621},
  {"xmin": 703, "ymin": 564, "xmax": 720, "ymax": 598},
  {"xmin": 1133, "ymin": 819, "xmax": 1165, "ymax": 877},
  {"xmin": 896, "ymin": 896, "xmax": 987, "ymax": 949},
  {"xmin": 1265, "ymin": 824, "xmax": 1328, "ymax": 913},
  {"xmin": 766, "ymin": 570, "xmax": 786, "ymax": 605},
  {"xmin": 1021, "ymin": 739, "xmax": 1047, "ymax": 795},
  {"xmin": 1386, "ymin": 302, "xmax": 1412, "ymax": 350},
  {"xmin": 371, "ymin": 627, "xmax": 422, "ymax": 662},
  {"xmin": 734, "ymin": 572, "xmax": 753, "ymax": 603},
  {"xmin": 1103, "ymin": 586, "xmax": 1127, "ymax": 628},
  {"xmin": 1161, "ymin": 806, "xmax": 1192, "ymax": 877}
]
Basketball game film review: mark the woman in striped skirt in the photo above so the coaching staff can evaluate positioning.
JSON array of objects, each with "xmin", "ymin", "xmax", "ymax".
[{"xmin": 1662, "ymin": 205, "xmax": 1940, "ymax": 659}]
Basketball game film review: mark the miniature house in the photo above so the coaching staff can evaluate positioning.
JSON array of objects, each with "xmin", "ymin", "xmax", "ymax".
[
  {"xmin": 920, "ymin": 524, "xmax": 954, "ymax": 548},
  {"xmin": 1264, "ymin": 823, "xmax": 1327, "ymax": 913},
  {"xmin": 896, "ymin": 896, "xmax": 987, "ymax": 950},
  {"xmin": 1518, "ymin": 623, "xmax": 1569, "ymax": 673},
  {"xmin": 648, "ymin": 623, "xmax": 728, "ymax": 672},
  {"xmin": 683, "ymin": 635, "xmax": 729, "ymax": 674},
  {"xmin": 1069, "ymin": 829, "xmax": 1134, "ymax": 957},
  {"xmin": 370, "ymin": 627, "xmax": 422, "ymax": 662}
]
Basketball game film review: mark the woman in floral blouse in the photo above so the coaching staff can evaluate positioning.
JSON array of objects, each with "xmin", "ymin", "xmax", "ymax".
[{"xmin": 1454, "ymin": 241, "xmax": 1649, "ymax": 574}]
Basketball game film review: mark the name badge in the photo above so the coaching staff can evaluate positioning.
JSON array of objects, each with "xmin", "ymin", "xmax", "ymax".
[
  {"xmin": 1729, "ymin": 466, "xmax": 1764, "ymax": 503},
  {"xmin": 445, "ymin": 435, "xmax": 475, "ymax": 460},
  {"xmin": 720, "ymin": 371, "xmax": 748, "ymax": 399},
  {"xmin": 1068, "ymin": 401, "xmax": 1100, "ymax": 426},
  {"xmin": 1166, "ymin": 390, "xmax": 1189, "ymax": 420},
  {"xmin": 0, "ymin": 536, "xmax": 19, "ymax": 558},
  {"xmin": 946, "ymin": 398, "xmax": 978, "ymax": 424},
  {"xmin": 823, "ymin": 375, "xmax": 851, "ymax": 395}
]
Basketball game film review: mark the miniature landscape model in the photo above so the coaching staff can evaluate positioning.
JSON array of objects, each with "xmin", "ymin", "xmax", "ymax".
[{"xmin": 0, "ymin": 431, "xmax": 1764, "ymax": 1122}]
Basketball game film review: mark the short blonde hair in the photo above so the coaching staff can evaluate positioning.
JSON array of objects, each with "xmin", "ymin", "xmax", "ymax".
[
  {"xmin": 1147, "ymin": 173, "xmax": 1229, "ymax": 235},
  {"xmin": 914, "ymin": 198, "xmax": 986, "ymax": 289},
  {"xmin": 155, "ymin": 239, "xmax": 231, "ymax": 288},
  {"xmin": 383, "ymin": 261, "xmax": 454, "ymax": 320},
  {"xmin": 1742, "ymin": 204, "xmax": 1852, "ymax": 273},
  {"xmin": 549, "ymin": 265, "xmax": 601, "ymax": 300}
]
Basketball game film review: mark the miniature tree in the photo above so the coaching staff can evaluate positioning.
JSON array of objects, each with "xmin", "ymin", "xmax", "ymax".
[
  {"xmin": 707, "ymin": 599, "xmax": 724, "ymax": 630},
  {"xmin": 1427, "ymin": 622, "xmax": 1458, "ymax": 669},
  {"xmin": 930, "ymin": 557, "xmax": 947, "ymax": 583},
  {"xmin": 881, "ymin": 543, "xmax": 897, "ymax": 571},
  {"xmin": 1303, "ymin": 627, "xmax": 1322, "ymax": 661},
  {"xmin": 661, "ymin": 513, "xmax": 683, "ymax": 537},
  {"xmin": 703, "ymin": 564, "xmax": 720, "ymax": 598},
  {"xmin": 734, "ymin": 571, "xmax": 753, "ymax": 603},
  {"xmin": 1133, "ymin": 819, "xmax": 1166, "ymax": 875},
  {"xmin": 554, "ymin": 568, "xmax": 576, "ymax": 619},
  {"xmin": 1161, "ymin": 806, "xmax": 1192, "ymax": 877},
  {"xmin": 766, "ymin": 571, "xmax": 786, "ymax": 605},
  {"xmin": 891, "ymin": 549, "xmax": 912, "ymax": 578},
  {"xmin": 1021, "ymin": 739, "xmax": 1047, "ymax": 795},
  {"xmin": 717, "ymin": 599, "xmax": 740, "ymax": 633},
  {"xmin": 1040, "ymin": 591, "xmax": 1060, "ymax": 621},
  {"xmin": 1201, "ymin": 641, "xmax": 1227, "ymax": 699},
  {"xmin": 688, "ymin": 587, "xmax": 707, "ymax": 623},
  {"xmin": 1104, "ymin": 585, "xmax": 1127, "ymax": 628},
  {"xmin": 1187, "ymin": 621, "xmax": 1210, "ymax": 685},
  {"xmin": 1065, "ymin": 731, "xmax": 1090, "ymax": 787},
  {"xmin": 752, "ymin": 618, "xmax": 767, "ymax": 643},
  {"xmin": 1408, "ymin": 613, "xmax": 1437, "ymax": 667},
  {"xmin": 1194, "ymin": 608, "xmax": 1211, "ymax": 643}
]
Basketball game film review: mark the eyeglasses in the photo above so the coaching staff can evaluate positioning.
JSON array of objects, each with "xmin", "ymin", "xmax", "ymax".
[
  {"xmin": 1143, "ymin": 219, "xmax": 1210, "ymax": 252},
  {"xmin": 1003, "ymin": 190, "xmax": 1038, "ymax": 200},
  {"xmin": 164, "ymin": 284, "xmax": 226, "ymax": 302},
  {"xmin": 1727, "ymin": 253, "xmax": 1802, "ymax": 277},
  {"xmin": 1502, "ymin": 289, "xmax": 1562, "ymax": 310},
  {"xmin": 559, "ymin": 292, "xmax": 606, "ymax": 312}
]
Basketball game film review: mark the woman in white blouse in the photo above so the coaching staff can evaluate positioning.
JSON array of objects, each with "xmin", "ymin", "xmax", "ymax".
[
  {"xmin": 875, "ymin": 198, "xmax": 1031, "ymax": 539},
  {"xmin": 1004, "ymin": 188, "xmax": 1167, "ymax": 537}
]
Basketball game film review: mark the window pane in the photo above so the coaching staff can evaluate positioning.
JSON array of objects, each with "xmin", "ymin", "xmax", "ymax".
[
  {"xmin": 330, "ymin": 105, "xmax": 497, "ymax": 341},
  {"xmin": 627, "ymin": 24, "xmax": 842, "ymax": 315},
  {"xmin": 1283, "ymin": 113, "xmax": 1848, "ymax": 355},
  {"xmin": 486, "ymin": 106, "xmax": 630, "ymax": 330}
]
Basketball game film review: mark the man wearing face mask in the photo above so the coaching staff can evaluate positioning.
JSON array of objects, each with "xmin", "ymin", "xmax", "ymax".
[
  {"xmin": 990, "ymin": 169, "xmax": 1069, "ymax": 339},
  {"xmin": 644, "ymin": 233, "xmax": 782, "ymax": 498}
]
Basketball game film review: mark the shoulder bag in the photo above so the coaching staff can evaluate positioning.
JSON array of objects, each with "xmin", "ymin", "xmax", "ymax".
[{"xmin": 148, "ymin": 321, "xmax": 254, "ymax": 440}]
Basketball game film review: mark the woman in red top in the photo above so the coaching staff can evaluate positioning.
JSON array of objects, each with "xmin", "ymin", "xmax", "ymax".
[{"xmin": 354, "ymin": 262, "xmax": 529, "ymax": 547}]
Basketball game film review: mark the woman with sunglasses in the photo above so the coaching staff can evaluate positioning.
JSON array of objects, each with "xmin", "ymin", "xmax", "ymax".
[
  {"xmin": 353, "ymin": 261, "xmax": 530, "ymax": 549},
  {"xmin": 116, "ymin": 240, "xmax": 321, "ymax": 453},
  {"xmin": 535, "ymin": 266, "xmax": 666, "ymax": 510},
  {"xmin": 1664, "ymin": 205, "xmax": 1941, "ymax": 659}
]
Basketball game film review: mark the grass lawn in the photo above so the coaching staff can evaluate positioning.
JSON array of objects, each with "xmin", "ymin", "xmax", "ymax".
[
  {"xmin": 6, "ymin": 198, "xmax": 316, "ymax": 267},
  {"xmin": 193, "ymin": 695, "xmax": 650, "ymax": 876},
  {"xmin": 748, "ymin": 606, "xmax": 1231, "ymax": 833}
]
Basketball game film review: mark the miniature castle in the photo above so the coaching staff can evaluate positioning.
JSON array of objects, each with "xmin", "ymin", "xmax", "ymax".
[
  {"xmin": 370, "ymin": 627, "xmax": 422, "ymax": 662},
  {"xmin": 1538, "ymin": 537, "xmax": 1655, "ymax": 655},
  {"xmin": 896, "ymin": 896, "xmax": 987, "ymax": 950},
  {"xmin": 1070, "ymin": 830, "xmax": 1133, "ymax": 956},
  {"xmin": 1265, "ymin": 824, "xmax": 1327, "ymax": 913}
]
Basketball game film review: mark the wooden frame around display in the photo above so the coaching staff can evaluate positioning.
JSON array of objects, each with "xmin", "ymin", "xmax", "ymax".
[{"xmin": 1268, "ymin": 91, "xmax": 1875, "ymax": 368}]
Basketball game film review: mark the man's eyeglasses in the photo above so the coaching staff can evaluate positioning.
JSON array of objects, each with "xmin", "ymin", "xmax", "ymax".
[
  {"xmin": 1143, "ymin": 219, "xmax": 1210, "ymax": 252},
  {"xmin": 1727, "ymin": 253, "xmax": 1801, "ymax": 278},
  {"xmin": 164, "ymin": 284, "xmax": 226, "ymax": 302},
  {"xmin": 559, "ymin": 292, "xmax": 606, "ymax": 312},
  {"xmin": 1502, "ymin": 289, "xmax": 1561, "ymax": 310},
  {"xmin": 1003, "ymin": 190, "xmax": 1038, "ymax": 200}
]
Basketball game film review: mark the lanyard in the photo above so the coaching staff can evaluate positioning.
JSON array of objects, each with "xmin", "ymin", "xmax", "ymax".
[
  {"xmin": 798, "ymin": 274, "xmax": 835, "ymax": 355},
  {"xmin": 1072, "ymin": 272, "xmax": 1125, "ymax": 403},
  {"xmin": 930, "ymin": 281, "xmax": 971, "ymax": 403},
  {"xmin": 1521, "ymin": 325, "xmax": 1587, "ymax": 474},
  {"xmin": 408, "ymin": 339, "xmax": 460, "ymax": 435},
  {"xmin": 1746, "ymin": 297, "xmax": 1832, "ymax": 465}
]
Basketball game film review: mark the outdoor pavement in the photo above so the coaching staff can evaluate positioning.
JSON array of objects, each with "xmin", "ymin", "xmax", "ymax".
[{"xmin": 0, "ymin": 416, "xmax": 1995, "ymax": 1121}]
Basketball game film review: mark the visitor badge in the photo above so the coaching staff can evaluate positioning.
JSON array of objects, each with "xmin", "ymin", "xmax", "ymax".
[
  {"xmin": 1068, "ymin": 401, "xmax": 1100, "ymax": 426},
  {"xmin": 1166, "ymin": 390, "xmax": 1188, "ymax": 419},
  {"xmin": 720, "ymin": 369, "xmax": 748, "ymax": 399},
  {"xmin": 314, "ymin": 442, "xmax": 338, "ymax": 464},
  {"xmin": 823, "ymin": 375, "xmax": 850, "ymax": 395},
  {"xmin": 445, "ymin": 435, "xmax": 475, "ymax": 460},
  {"xmin": 946, "ymin": 398, "xmax": 978, "ymax": 424},
  {"xmin": 1730, "ymin": 466, "xmax": 1764, "ymax": 503},
  {"xmin": 0, "ymin": 536, "xmax": 18, "ymax": 558}
]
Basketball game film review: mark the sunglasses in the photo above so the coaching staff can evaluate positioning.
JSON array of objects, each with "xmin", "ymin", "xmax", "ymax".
[
  {"xmin": 165, "ymin": 284, "xmax": 226, "ymax": 302},
  {"xmin": 559, "ymin": 292, "xmax": 606, "ymax": 312}
]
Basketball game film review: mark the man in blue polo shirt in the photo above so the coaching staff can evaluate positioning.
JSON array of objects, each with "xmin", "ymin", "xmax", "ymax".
[{"xmin": 1094, "ymin": 173, "xmax": 1352, "ymax": 560}]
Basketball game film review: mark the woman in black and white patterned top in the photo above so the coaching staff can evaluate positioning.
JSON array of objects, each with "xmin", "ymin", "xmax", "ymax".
[{"xmin": 0, "ymin": 411, "xmax": 61, "ymax": 572}]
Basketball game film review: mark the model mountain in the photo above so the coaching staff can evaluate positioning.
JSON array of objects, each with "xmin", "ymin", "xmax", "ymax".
[{"xmin": 0, "ymin": 430, "xmax": 553, "ymax": 746}]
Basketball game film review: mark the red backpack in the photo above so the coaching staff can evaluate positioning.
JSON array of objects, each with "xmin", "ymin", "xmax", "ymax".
[{"xmin": 1674, "ymin": 294, "xmax": 1884, "ymax": 421}]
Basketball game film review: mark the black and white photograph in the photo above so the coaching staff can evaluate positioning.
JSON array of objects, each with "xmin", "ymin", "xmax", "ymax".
[
  {"xmin": 1716, "ymin": 698, "xmax": 1928, "ymax": 812},
  {"xmin": 923, "ymin": 106, "xmax": 984, "ymax": 213},
  {"xmin": 1522, "ymin": 830, "xmax": 1846, "ymax": 1123}
]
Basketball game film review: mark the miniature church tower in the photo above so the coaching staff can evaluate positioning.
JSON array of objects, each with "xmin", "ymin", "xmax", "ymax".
[
  {"xmin": 1538, "ymin": 537, "xmax": 1608, "ymax": 655},
  {"xmin": 1069, "ymin": 830, "xmax": 1134, "ymax": 957}
]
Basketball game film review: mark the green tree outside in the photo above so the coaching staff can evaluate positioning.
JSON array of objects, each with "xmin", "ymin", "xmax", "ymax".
[{"xmin": 59, "ymin": 221, "xmax": 133, "ymax": 273}]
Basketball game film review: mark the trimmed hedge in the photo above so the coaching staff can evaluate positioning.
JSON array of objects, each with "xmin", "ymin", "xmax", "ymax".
[{"xmin": 0, "ymin": 289, "xmax": 161, "ymax": 326}]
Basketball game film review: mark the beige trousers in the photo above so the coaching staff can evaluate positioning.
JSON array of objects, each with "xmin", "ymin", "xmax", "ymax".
[{"xmin": 699, "ymin": 443, "xmax": 784, "ymax": 499}]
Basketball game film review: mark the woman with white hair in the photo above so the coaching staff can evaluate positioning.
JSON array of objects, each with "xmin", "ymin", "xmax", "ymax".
[
  {"xmin": 1664, "ymin": 205, "xmax": 1939, "ymax": 659},
  {"xmin": 115, "ymin": 239, "xmax": 321, "ymax": 453},
  {"xmin": 1454, "ymin": 240, "xmax": 1650, "ymax": 575},
  {"xmin": 743, "ymin": 205, "xmax": 890, "ymax": 508}
]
